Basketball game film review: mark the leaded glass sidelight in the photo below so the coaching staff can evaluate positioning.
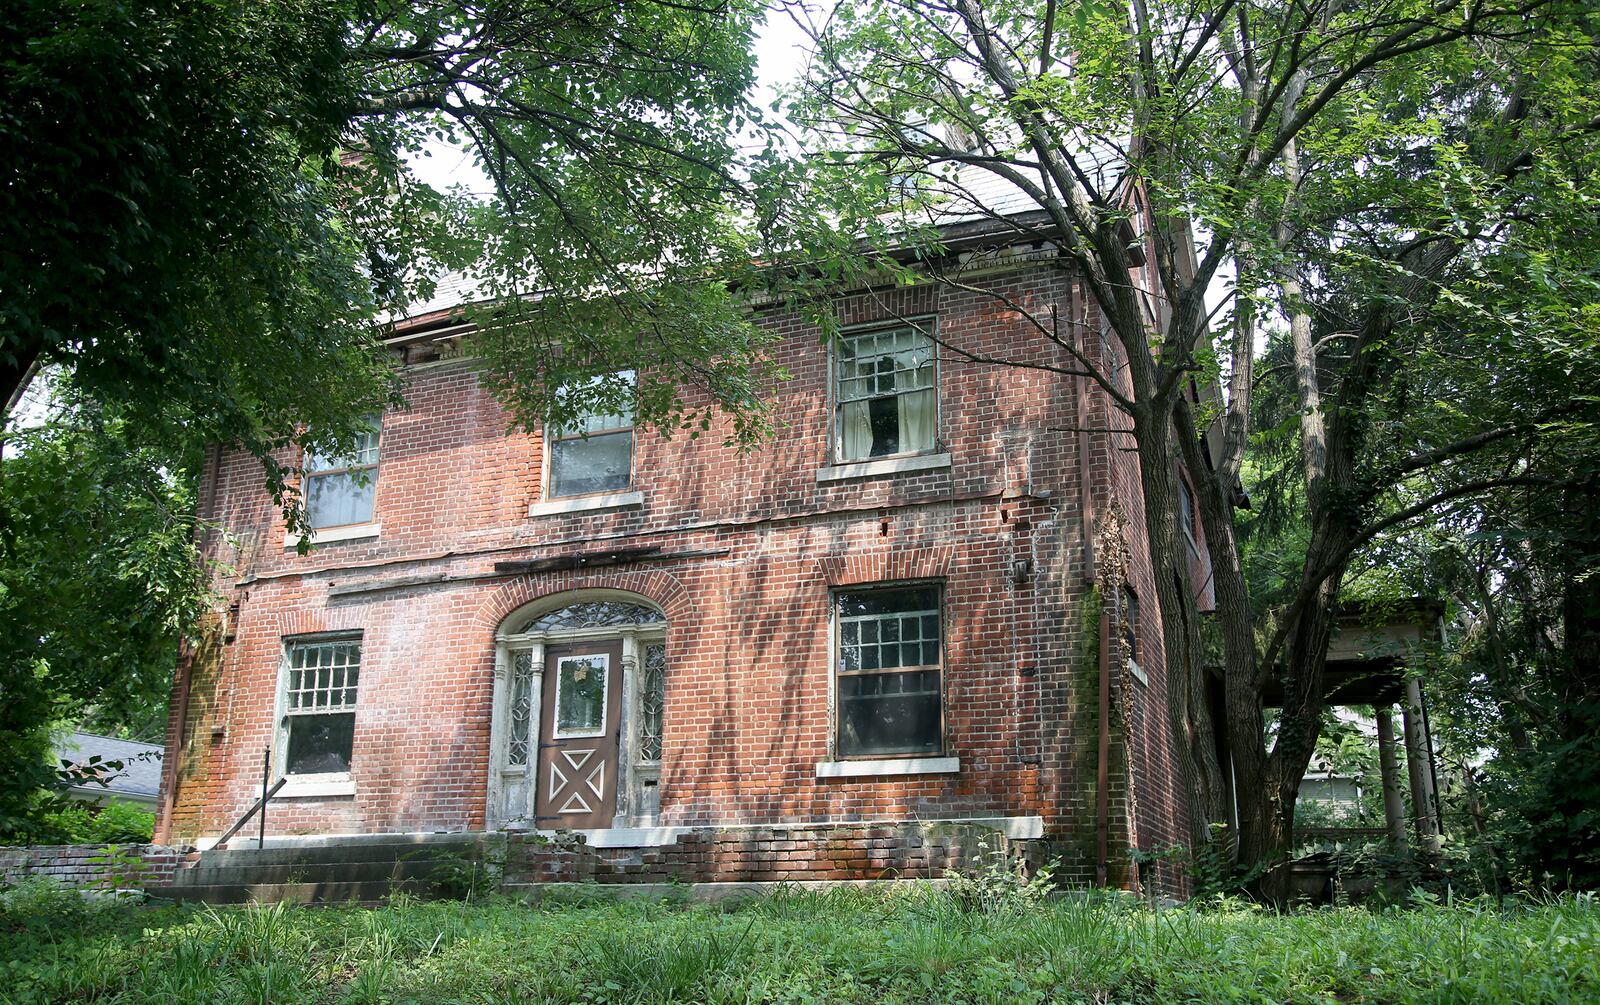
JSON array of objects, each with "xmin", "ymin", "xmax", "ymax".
[
  {"xmin": 516, "ymin": 601, "xmax": 664, "ymax": 634},
  {"xmin": 639, "ymin": 643, "xmax": 666, "ymax": 762},
  {"xmin": 507, "ymin": 650, "xmax": 536, "ymax": 767}
]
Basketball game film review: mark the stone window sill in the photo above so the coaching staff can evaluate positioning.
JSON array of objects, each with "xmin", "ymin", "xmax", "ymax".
[
  {"xmin": 528, "ymin": 490, "xmax": 644, "ymax": 517},
  {"xmin": 284, "ymin": 523, "xmax": 380, "ymax": 550},
  {"xmin": 277, "ymin": 777, "xmax": 356, "ymax": 799},
  {"xmin": 816, "ymin": 452, "xmax": 951, "ymax": 483},
  {"xmin": 815, "ymin": 756, "xmax": 960, "ymax": 779}
]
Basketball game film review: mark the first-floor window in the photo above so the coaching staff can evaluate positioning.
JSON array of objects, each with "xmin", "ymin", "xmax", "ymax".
[
  {"xmin": 281, "ymin": 637, "xmax": 361, "ymax": 775},
  {"xmin": 836, "ymin": 585, "xmax": 944, "ymax": 757}
]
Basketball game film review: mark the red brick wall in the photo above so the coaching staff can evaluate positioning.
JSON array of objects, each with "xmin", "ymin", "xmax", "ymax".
[{"xmin": 159, "ymin": 260, "xmax": 1190, "ymax": 892}]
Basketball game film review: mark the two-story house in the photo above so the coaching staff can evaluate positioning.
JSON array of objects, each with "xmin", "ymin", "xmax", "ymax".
[{"xmin": 153, "ymin": 217, "xmax": 1217, "ymax": 897}]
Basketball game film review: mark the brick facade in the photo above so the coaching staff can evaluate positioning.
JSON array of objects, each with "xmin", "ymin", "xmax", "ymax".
[{"xmin": 157, "ymin": 258, "xmax": 1200, "ymax": 896}]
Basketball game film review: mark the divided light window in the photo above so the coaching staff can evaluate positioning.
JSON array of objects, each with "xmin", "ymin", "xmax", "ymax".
[
  {"xmin": 836, "ymin": 324, "xmax": 936, "ymax": 461},
  {"xmin": 1178, "ymin": 478, "xmax": 1199, "ymax": 555},
  {"xmin": 836, "ymin": 586, "xmax": 943, "ymax": 758},
  {"xmin": 549, "ymin": 371, "xmax": 634, "ymax": 498},
  {"xmin": 304, "ymin": 417, "xmax": 380, "ymax": 529},
  {"xmin": 281, "ymin": 638, "xmax": 360, "ymax": 776}
]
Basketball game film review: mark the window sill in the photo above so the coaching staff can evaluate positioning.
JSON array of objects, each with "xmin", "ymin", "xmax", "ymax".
[
  {"xmin": 276, "ymin": 777, "xmax": 356, "ymax": 799},
  {"xmin": 284, "ymin": 523, "xmax": 380, "ymax": 549},
  {"xmin": 528, "ymin": 490, "xmax": 643, "ymax": 517},
  {"xmin": 1127, "ymin": 659, "xmax": 1149, "ymax": 687},
  {"xmin": 815, "ymin": 756, "xmax": 959, "ymax": 779},
  {"xmin": 816, "ymin": 452, "xmax": 951, "ymax": 483}
]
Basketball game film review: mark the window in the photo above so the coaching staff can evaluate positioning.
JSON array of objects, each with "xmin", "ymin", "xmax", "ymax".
[
  {"xmin": 1120, "ymin": 586, "xmax": 1144, "ymax": 677},
  {"xmin": 553, "ymin": 653, "xmax": 609, "ymax": 737},
  {"xmin": 835, "ymin": 324, "xmax": 936, "ymax": 461},
  {"xmin": 281, "ymin": 638, "xmax": 360, "ymax": 776},
  {"xmin": 836, "ymin": 586, "xmax": 943, "ymax": 758},
  {"xmin": 304, "ymin": 417, "xmax": 380, "ymax": 529},
  {"xmin": 1178, "ymin": 477, "xmax": 1199, "ymax": 554},
  {"xmin": 549, "ymin": 372, "xmax": 634, "ymax": 497}
]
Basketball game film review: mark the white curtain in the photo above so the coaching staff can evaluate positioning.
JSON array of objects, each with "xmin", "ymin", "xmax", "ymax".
[
  {"xmin": 840, "ymin": 399, "xmax": 873, "ymax": 460},
  {"xmin": 898, "ymin": 388, "xmax": 936, "ymax": 454}
]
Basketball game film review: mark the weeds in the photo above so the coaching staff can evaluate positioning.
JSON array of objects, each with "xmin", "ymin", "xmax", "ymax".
[{"xmin": 1, "ymin": 878, "xmax": 1596, "ymax": 1003}]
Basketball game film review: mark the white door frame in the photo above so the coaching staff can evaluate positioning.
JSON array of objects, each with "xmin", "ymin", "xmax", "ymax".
[{"xmin": 486, "ymin": 594, "xmax": 665, "ymax": 830}]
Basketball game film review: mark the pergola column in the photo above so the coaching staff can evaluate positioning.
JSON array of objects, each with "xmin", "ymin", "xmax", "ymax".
[
  {"xmin": 1374, "ymin": 706, "xmax": 1408, "ymax": 850},
  {"xmin": 1400, "ymin": 678, "xmax": 1441, "ymax": 851}
]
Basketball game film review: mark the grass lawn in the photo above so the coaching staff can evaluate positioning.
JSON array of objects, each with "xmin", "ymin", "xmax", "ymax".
[{"xmin": 1, "ymin": 882, "xmax": 1596, "ymax": 1004}]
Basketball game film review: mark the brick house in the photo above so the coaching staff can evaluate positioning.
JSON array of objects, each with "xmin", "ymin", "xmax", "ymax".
[{"xmin": 154, "ymin": 220, "xmax": 1218, "ymax": 896}]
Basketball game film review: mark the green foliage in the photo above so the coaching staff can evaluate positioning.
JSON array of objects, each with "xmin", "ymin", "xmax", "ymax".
[
  {"xmin": 30, "ymin": 801, "xmax": 157, "ymax": 846},
  {"xmin": 0, "ymin": 398, "xmax": 213, "ymax": 841},
  {"xmin": 943, "ymin": 835, "xmax": 1058, "ymax": 914},
  {"xmin": 1, "ymin": 884, "xmax": 1598, "ymax": 1003}
]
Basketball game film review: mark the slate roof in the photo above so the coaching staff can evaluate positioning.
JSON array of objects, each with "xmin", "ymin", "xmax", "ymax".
[{"xmin": 56, "ymin": 732, "xmax": 164, "ymax": 801}]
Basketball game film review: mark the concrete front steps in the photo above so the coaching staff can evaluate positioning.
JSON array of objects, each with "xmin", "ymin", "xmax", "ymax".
[{"xmin": 150, "ymin": 833, "xmax": 489, "ymax": 905}]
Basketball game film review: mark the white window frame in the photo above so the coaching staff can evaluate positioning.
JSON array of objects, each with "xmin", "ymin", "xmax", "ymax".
[
  {"xmin": 302, "ymin": 416, "xmax": 382, "ymax": 531},
  {"xmin": 274, "ymin": 634, "xmax": 362, "ymax": 794},
  {"xmin": 544, "ymin": 371, "xmax": 636, "ymax": 500},
  {"xmin": 829, "ymin": 582, "xmax": 947, "ymax": 761},
  {"xmin": 551, "ymin": 652, "xmax": 611, "ymax": 739},
  {"xmin": 1178, "ymin": 476, "xmax": 1201, "ymax": 557},
  {"xmin": 830, "ymin": 319, "xmax": 940, "ymax": 465}
]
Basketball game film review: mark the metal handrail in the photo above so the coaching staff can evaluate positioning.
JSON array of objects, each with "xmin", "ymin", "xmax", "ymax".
[{"xmin": 214, "ymin": 748, "xmax": 286, "ymax": 848}]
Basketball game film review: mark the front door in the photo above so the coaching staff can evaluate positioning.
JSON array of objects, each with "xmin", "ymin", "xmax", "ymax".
[{"xmin": 534, "ymin": 640, "xmax": 623, "ymax": 829}]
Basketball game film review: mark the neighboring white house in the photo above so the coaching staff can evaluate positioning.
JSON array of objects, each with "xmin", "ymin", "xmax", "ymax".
[{"xmin": 55, "ymin": 732, "xmax": 164, "ymax": 809}]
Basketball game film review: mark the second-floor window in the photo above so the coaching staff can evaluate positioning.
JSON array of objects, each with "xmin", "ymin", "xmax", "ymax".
[
  {"xmin": 1178, "ymin": 477, "xmax": 1199, "ymax": 555},
  {"xmin": 304, "ymin": 417, "xmax": 380, "ymax": 529},
  {"xmin": 836, "ymin": 324, "xmax": 936, "ymax": 461},
  {"xmin": 549, "ymin": 371, "xmax": 635, "ymax": 498}
]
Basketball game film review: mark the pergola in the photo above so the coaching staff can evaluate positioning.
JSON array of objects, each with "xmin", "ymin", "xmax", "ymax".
[{"xmin": 1263, "ymin": 598, "xmax": 1446, "ymax": 851}]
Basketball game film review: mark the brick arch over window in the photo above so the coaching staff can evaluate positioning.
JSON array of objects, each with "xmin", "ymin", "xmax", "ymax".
[
  {"xmin": 471, "ymin": 568, "xmax": 696, "ymax": 637},
  {"xmin": 817, "ymin": 545, "xmax": 955, "ymax": 587},
  {"xmin": 276, "ymin": 607, "xmax": 368, "ymax": 638}
]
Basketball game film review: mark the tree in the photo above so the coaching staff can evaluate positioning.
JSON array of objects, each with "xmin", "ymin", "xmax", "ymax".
[
  {"xmin": 1, "ymin": 0, "xmax": 794, "ymax": 828},
  {"xmin": 788, "ymin": 0, "xmax": 1600, "ymax": 895},
  {"xmin": 0, "ymin": 395, "xmax": 211, "ymax": 840},
  {"xmin": 3, "ymin": 0, "xmax": 794, "ymax": 510}
]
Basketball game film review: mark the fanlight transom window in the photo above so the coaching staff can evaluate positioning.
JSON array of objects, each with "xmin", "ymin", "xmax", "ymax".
[{"xmin": 515, "ymin": 600, "xmax": 665, "ymax": 635}]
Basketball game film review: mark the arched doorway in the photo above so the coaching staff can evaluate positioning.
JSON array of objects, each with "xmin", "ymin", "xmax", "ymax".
[{"xmin": 486, "ymin": 591, "xmax": 667, "ymax": 831}]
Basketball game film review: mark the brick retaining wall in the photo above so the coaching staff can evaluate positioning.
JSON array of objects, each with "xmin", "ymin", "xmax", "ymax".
[{"xmin": 0, "ymin": 844, "xmax": 197, "ymax": 892}]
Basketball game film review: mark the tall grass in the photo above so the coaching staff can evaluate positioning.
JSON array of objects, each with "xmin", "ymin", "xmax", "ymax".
[{"xmin": 1, "ymin": 878, "xmax": 1595, "ymax": 1004}]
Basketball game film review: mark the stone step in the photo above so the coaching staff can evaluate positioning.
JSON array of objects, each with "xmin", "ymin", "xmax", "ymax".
[
  {"xmin": 151, "ymin": 879, "xmax": 436, "ymax": 905},
  {"xmin": 197, "ymin": 838, "xmax": 485, "ymax": 869},
  {"xmin": 170, "ymin": 858, "xmax": 456, "ymax": 888}
]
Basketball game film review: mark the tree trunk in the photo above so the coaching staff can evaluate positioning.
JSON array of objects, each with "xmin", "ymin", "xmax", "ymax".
[{"xmin": 1131, "ymin": 402, "xmax": 1229, "ymax": 854}]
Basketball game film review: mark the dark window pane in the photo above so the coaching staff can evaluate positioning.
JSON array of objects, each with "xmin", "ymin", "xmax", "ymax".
[
  {"xmin": 286, "ymin": 712, "xmax": 355, "ymax": 775},
  {"xmin": 867, "ymin": 396, "xmax": 899, "ymax": 456},
  {"xmin": 839, "ymin": 673, "xmax": 940, "ymax": 757},
  {"xmin": 551, "ymin": 431, "xmax": 632, "ymax": 497},
  {"xmin": 839, "ymin": 588, "xmax": 939, "ymax": 619}
]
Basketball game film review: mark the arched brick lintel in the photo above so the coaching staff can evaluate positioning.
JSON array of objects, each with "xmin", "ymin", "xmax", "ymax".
[
  {"xmin": 817, "ymin": 545, "xmax": 956, "ymax": 587},
  {"xmin": 471, "ymin": 567, "xmax": 697, "ymax": 635},
  {"xmin": 276, "ymin": 607, "xmax": 368, "ymax": 639}
]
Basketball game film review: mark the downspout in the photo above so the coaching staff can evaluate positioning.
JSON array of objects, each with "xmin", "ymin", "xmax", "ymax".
[
  {"xmin": 1096, "ymin": 608, "xmax": 1111, "ymax": 886},
  {"xmin": 155, "ymin": 443, "xmax": 222, "ymax": 844}
]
